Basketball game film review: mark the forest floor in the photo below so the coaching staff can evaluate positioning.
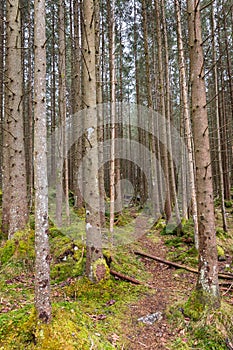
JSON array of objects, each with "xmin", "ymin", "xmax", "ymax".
[
  {"xmin": 0, "ymin": 205, "xmax": 233, "ymax": 349},
  {"xmin": 123, "ymin": 229, "xmax": 232, "ymax": 350},
  {"xmin": 124, "ymin": 232, "xmax": 194, "ymax": 350}
]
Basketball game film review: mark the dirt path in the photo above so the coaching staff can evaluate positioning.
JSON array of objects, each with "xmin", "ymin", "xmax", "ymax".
[{"xmin": 125, "ymin": 233, "xmax": 196, "ymax": 350}]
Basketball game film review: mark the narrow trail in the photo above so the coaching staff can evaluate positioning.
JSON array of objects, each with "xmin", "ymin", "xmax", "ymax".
[{"xmin": 125, "ymin": 232, "xmax": 196, "ymax": 350}]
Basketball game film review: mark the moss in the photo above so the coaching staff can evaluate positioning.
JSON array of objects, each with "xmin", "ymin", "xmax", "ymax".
[
  {"xmin": 49, "ymin": 227, "xmax": 64, "ymax": 238},
  {"xmin": 224, "ymin": 200, "xmax": 232, "ymax": 208},
  {"xmin": 217, "ymin": 245, "xmax": 225, "ymax": 259},
  {"xmin": 92, "ymin": 258, "xmax": 110, "ymax": 282},
  {"xmin": 160, "ymin": 223, "xmax": 179, "ymax": 235},
  {"xmin": 216, "ymin": 227, "xmax": 227, "ymax": 239},
  {"xmin": 155, "ymin": 218, "xmax": 166, "ymax": 230},
  {"xmin": 168, "ymin": 301, "xmax": 233, "ymax": 350},
  {"xmin": 0, "ymin": 229, "xmax": 35, "ymax": 266},
  {"xmin": 0, "ymin": 239, "xmax": 16, "ymax": 264},
  {"xmin": 183, "ymin": 290, "xmax": 220, "ymax": 321}
]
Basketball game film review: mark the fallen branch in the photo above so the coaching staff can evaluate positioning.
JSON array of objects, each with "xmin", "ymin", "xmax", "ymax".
[
  {"xmin": 134, "ymin": 250, "xmax": 233, "ymax": 280},
  {"xmin": 110, "ymin": 269, "xmax": 142, "ymax": 285}
]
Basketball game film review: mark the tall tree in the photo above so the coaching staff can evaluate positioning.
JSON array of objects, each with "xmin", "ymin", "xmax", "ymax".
[
  {"xmin": 175, "ymin": 0, "xmax": 198, "ymax": 246},
  {"xmin": 0, "ymin": 1, "xmax": 3, "ymax": 189},
  {"xmin": 34, "ymin": 0, "xmax": 52, "ymax": 323},
  {"xmin": 2, "ymin": 0, "xmax": 28, "ymax": 238},
  {"xmin": 211, "ymin": 3, "xmax": 227, "ymax": 232},
  {"xmin": 154, "ymin": 0, "xmax": 172, "ymax": 222},
  {"xmin": 187, "ymin": 0, "xmax": 220, "ymax": 308},
  {"xmin": 107, "ymin": 0, "xmax": 116, "ymax": 237},
  {"xmin": 56, "ymin": 0, "xmax": 70, "ymax": 226},
  {"xmin": 82, "ymin": 0, "xmax": 107, "ymax": 281}
]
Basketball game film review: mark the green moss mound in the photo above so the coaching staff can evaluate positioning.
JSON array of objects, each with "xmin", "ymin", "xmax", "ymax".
[
  {"xmin": 0, "ymin": 229, "xmax": 35, "ymax": 266},
  {"xmin": 0, "ymin": 276, "xmax": 145, "ymax": 349},
  {"xmin": 168, "ymin": 302, "xmax": 233, "ymax": 350}
]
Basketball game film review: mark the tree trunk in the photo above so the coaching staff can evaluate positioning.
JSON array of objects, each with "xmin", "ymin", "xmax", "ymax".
[
  {"xmin": 107, "ymin": 0, "xmax": 116, "ymax": 237},
  {"xmin": 56, "ymin": 0, "xmax": 70, "ymax": 226},
  {"xmin": 71, "ymin": 0, "xmax": 83, "ymax": 209},
  {"xmin": 154, "ymin": 0, "xmax": 172, "ymax": 222},
  {"xmin": 3, "ymin": 0, "xmax": 28, "ymax": 238},
  {"xmin": 95, "ymin": 0, "xmax": 105, "ymax": 227},
  {"xmin": 211, "ymin": 4, "xmax": 227, "ymax": 232},
  {"xmin": 0, "ymin": 1, "xmax": 4, "ymax": 190},
  {"xmin": 161, "ymin": 0, "xmax": 182, "ymax": 232},
  {"xmin": 34, "ymin": 0, "xmax": 52, "ymax": 323},
  {"xmin": 187, "ymin": 0, "xmax": 220, "ymax": 308},
  {"xmin": 175, "ymin": 0, "xmax": 198, "ymax": 245},
  {"xmin": 82, "ymin": 0, "xmax": 107, "ymax": 282}
]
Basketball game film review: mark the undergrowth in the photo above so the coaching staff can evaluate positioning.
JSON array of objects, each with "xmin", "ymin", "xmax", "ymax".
[
  {"xmin": 168, "ymin": 301, "xmax": 233, "ymax": 350},
  {"xmin": 0, "ymin": 221, "xmax": 150, "ymax": 349}
]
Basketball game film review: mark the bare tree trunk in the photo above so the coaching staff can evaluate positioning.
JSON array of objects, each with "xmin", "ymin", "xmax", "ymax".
[
  {"xmin": 71, "ymin": 0, "xmax": 83, "ymax": 209},
  {"xmin": 211, "ymin": 4, "xmax": 227, "ymax": 232},
  {"xmin": 34, "ymin": 0, "xmax": 52, "ymax": 323},
  {"xmin": 0, "ymin": 1, "xmax": 4, "ymax": 190},
  {"xmin": 161, "ymin": 0, "xmax": 182, "ymax": 232},
  {"xmin": 175, "ymin": 0, "xmax": 198, "ymax": 245},
  {"xmin": 82, "ymin": 0, "xmax": 107, "ymax": 281},
  {"xmin": 187, "ymin": 0, "xmax": 220, "ymax": 308},
  {"xmin": 154, "ymin": 0, "xmax": 172, "ymax": 222},
  {"xmin": 95, "ymin": 0, "xmax": 105, "ymax": 227},
  {"xmin": 107, "ymin": 0, "xmax": 116, "ymax": 237},
  {"xmin": 57, "ymin": 0, "xmax": 70, "ymax": 225},
  {"xmin": 3, "ymin": 0, "xmax": 28, "ymax": 238}
]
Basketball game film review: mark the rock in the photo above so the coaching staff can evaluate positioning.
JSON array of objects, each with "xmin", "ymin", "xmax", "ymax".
[{"xmin": 137, "ymin": 311, "xmax": 163, "ymax": 325}]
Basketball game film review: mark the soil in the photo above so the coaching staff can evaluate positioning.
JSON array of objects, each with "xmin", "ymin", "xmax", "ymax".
[{"xmin": 124, "ymin": 233, "xmax": 198, "ymax": 350}]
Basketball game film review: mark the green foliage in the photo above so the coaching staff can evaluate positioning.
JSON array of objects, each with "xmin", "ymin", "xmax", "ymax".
[
  {"xmin": 154, "ymin": 218, "xmax": 166, "ymax": 230},
  {"xmin": 224, "ymin": 200, "xmax": 232, "ymax": 208},
  {"xmin": 165, "ymin": 236, "xmax": 183, "ymax": 247},
  {"xmin": 160, "ymin": 222, "xmax": 178, "ymax": 235},
  {"xmin": 0, "ymin": 239, "xmax": 16, "ymax": 264},
  {"xmin": 216, "ymin": 227, "xmax": 227, "ymax": 239}
]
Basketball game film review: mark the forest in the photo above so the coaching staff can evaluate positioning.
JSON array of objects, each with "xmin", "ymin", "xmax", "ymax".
[{"xmin": 0, "ymin": 0, "xmax": 233, "ymax": 348}]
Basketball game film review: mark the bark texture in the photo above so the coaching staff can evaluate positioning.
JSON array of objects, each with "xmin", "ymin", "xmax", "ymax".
[
  {"xmin": 187, "ymin": 0, "xmax": 220, "ymax": 307},
  {"xmin": 34, "ymin": 0, "xmax": 52, "ymax": 323},
  {"xmin": 82, "ymin": 0, "xmax": 105, "ymax": 281},
  {"xmin": 3, "ymin": 0, "xmax": 28, "ymax": 238}
]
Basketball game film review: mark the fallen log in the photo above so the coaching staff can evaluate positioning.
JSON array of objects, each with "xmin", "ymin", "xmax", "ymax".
[
  {"xmin": 110, "ymin": 269, "xmax": 142, "ymax": 285},
  {"xmin": 134, "ymin": 250, "xmax": 233, "ymax": 280}
]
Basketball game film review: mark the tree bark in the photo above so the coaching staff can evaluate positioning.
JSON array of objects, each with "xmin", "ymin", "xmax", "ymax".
[
  {"xmin": 175, "ymin": 0, "xmax": 198, "ymax": 246},
  {"xmin": 154, "ymin": 0, "xmax": 172, "ymax": 223},
  {"xmin": 187, "ymin": 0, "xmax": 220, "ymax": 308},
  {"xmin": 3, "ymin": 0, "xmax": 28, "ymax": 238},
  {"xmin": 82, "ymin": 0, "xmax": 107, "ymax": 281},
  {"xmin": 107, "ymin": 0, "xmax": 116, "ymax": 238},
  {"xmin": 34, "ymin": 0, "xmax": 52, "ymax": 323}
]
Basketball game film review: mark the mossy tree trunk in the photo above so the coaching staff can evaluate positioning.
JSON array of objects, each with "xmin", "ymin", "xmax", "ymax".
[{"xmin": 187, "ymin": 0, "xmax": 220, "ymax": 309}]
